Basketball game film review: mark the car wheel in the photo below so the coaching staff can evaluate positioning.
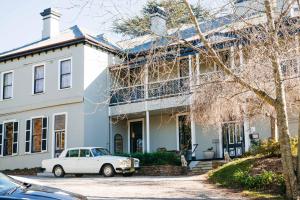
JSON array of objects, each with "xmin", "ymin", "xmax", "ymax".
[
  {"xmin": 75, "ymin": 174, "xmax": 83, "ymax": 177},
  {"xmin": 53, "ymin": 165, "xmax": 65, "ymax": 178},
  {"xmin": 102, "ymin": 164, "xmax": 115, "ymax": 177},
  {"xmin": 123, "ymin": 172, "xmax": 134, "ymax": 177}
]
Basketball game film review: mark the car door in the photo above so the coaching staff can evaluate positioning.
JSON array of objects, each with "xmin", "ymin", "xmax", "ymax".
[
  {"xmin": 77, "ymin": 149, "xmax": 98, "ymax": 173},
  {"xmin": 63, "ymin": 149, "xmax": 80, "ymax": 173}
]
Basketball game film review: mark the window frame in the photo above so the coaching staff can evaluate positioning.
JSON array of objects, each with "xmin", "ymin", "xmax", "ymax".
[
  {"xmin": 32, "ymin": 63, "xmax": 46, "ymax": 95},
  {"xmin": 58, "ymin": 58, "xmax": 72, "ymax": 90},
  {"xmin": 1, "ymin": 71, "xmax": 14, "ymax": 100},
  {"xmin": 0, "ymin": 119, "xmax": 18, "ymax": 157}
]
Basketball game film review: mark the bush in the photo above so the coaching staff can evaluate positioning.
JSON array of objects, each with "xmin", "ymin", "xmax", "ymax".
[{"xmin": 115, "ymin": 151, "xmax": 181, "ymax": 166}]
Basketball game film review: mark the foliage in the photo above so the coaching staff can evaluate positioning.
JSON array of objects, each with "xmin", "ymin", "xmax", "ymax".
[
  {"xmin": 245, "ymin": 138, "xmax": 298, "ymax": 157},
  {"xmin": 115, "ymin": 151, "xmax": 181, "ymax": 166},
  {"xmin": 209, "ymin": 156, "xmax": 285, "ymax": 195},
  {"xmin": 113, "ymin": 0, "xmax": 210, "ymax": 37}
]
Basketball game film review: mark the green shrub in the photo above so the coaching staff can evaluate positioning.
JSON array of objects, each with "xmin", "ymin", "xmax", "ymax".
[{"xmin": 115, "ymin": 151, "xmax": 181, "ymax": 166}]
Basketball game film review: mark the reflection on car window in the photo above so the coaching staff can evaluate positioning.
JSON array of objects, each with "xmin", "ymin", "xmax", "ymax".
[
  {"xmin": 91, "ymin": 148, "xmax": 111, "ymax": 157},
  {"xmin": 0, "ymin": 173, "xmax": 19, "ymax": 195},
  {"xmin": 79, "ymin": 149, "xmax": 92, "ymax": 157},
  {"xmin": 66, "ymin": 149, "xmax": 79, "ymax": 157}
]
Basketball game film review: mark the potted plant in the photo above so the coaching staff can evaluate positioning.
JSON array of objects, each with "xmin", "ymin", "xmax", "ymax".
[{"xmin": 203, "ymin": 147, "xmax": 215, "ymax": 159}]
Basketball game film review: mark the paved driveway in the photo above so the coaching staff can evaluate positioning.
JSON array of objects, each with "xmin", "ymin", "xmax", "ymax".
[{"xmin": 12, "ymin": 175, "xmax": 248, "ymax": 200}]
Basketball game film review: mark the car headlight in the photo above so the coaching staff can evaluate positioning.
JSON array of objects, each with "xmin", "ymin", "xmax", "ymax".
[{"xmin": 119, "ymin": 159, "xmax": 131, "ymax": 168}]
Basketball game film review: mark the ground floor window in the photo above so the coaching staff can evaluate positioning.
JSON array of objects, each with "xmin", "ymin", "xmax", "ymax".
[
  {"xmin": 114, "ymin": 134, "xmax": 123, "ymax": 154},
  {"xmin": 178, "ymin": 115, "xmax": 191, "ymax": 151},
  {"xmin": 25, "ymin": 117, "xmax": 47, "ymax": 153},
  {"xmin": 54, "ymin": 114, "xmax": 66, "ymax": 157},
  {"xmin": 0, "ymin": 121, "xmax": 18, "ymax": 156}
]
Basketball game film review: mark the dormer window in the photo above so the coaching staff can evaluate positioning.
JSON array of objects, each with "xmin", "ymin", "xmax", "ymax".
[
  {"xmin": 59, "ymin": 58, "xmax": 72, "ymax": 89},
  {"xmin": 2, "ymin": 71, "xmax": 13, "ymax": 100}
]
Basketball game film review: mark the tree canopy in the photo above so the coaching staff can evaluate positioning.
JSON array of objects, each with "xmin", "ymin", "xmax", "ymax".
[{"xmin": 113, "ymin": 0, "xmax": 210, "ymax": 37}]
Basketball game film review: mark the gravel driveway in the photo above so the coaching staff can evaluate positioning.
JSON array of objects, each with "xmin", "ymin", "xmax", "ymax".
[{"xmin": 12, "ymin": 175, "xmax": 248, "ymax": 200}]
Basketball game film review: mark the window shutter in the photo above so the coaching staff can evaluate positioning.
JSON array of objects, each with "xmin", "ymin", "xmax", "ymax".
[
  {"xmin": 12, "ymin": 122, "xmax": 18, "ymax": 154},
  {"xmin": 25, "ymin": 120, "xmax": 31, "ymax": 153},
  {"xmin": 0, "ymin": 124, "xmax": 2, "ymax": 156},
  {"xmin": 41, "ymin": 117, "xmax": 48, "ymax": 151}
]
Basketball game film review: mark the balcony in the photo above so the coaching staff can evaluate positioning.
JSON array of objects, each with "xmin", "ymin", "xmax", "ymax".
[{"xmin": 110, "ymin": 77, "xmax": 190, "ymax": 105}]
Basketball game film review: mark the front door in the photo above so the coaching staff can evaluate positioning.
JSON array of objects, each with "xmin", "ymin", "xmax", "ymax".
[
  {"xmin": 178, "ymin": 115, "xmax": 191, "ymax": 151},
  {"xmin": 129, "ymin": 121, "xmax": 143, "ymax": 153},
  {"xmin": 222, "ymin": 123, "xmax": 245, "ymax": 158}
]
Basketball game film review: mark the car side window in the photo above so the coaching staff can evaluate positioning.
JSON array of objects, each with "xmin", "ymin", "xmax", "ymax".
[
  {"xmin": 79, "ymin": 149, "xmax": 92, "ymax": 157},
  {"xmin": 66, "ymin": 149, "xmax": 79, "ymax": 157}
]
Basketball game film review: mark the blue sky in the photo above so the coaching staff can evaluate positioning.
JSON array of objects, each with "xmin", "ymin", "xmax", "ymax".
[{"xmin": 0, "ymin": 0, "xmax": 223, "ymax": 53}]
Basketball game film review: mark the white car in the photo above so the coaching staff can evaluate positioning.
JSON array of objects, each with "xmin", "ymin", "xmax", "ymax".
[{"xmin": 42, "ymin": 147, "xmax": 140, "ymax": 177}]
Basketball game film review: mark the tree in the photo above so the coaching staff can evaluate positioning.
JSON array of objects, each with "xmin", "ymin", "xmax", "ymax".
[{"xmin": 113, "ymin": 0, "xmax": 209, "ymax": 37}]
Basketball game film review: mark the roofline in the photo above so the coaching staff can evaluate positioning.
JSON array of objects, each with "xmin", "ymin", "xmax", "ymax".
[{"xmin": 0, "ymin": 36, "xmax": 121, "ymax": 63}]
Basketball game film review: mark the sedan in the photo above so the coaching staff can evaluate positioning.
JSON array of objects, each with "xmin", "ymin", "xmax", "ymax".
[
  {"xmin": 0, "ymin": 173, "xmax": 86, "ymax": 200},
  {"xmin": 42, "ymin": 147, "xmax": 140, "ymax": 177}
]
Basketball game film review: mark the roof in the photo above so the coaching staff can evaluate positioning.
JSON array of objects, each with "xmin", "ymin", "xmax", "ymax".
[{"xmin": 0, "ymin": 25, "xmax": 120, "ymax": 62}]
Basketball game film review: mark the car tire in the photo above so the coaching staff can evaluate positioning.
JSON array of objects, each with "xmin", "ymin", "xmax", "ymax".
[
  {"xmin": 53, "ymin": 165, "xmax": 65, "ymax": 178},
  {"xmin": 123, "ymin": 172, "xmax": 134, "ymax": 177},
  {"xmin": 102, "ymin": 164, "xmax": 115, "ymax": 177},
  {"xmin": 75, "ymin": 174, "xmax": 83, "ymax": 177}
]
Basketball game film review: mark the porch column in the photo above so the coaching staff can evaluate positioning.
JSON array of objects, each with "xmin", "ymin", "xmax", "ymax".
[
  {"xmin": 230, "ymin": 46, "xmax": 235, "ymax": 68},
  {"xmin": 191, "ymin": 116, "xmax": 197, "ymax": 160},
  {"xmin": 196, "ymin": 53, "xmax": 200, "ymax": 86},
  {"xmin": 146, "ymin": 110, "xmax": 150, "ymax": 152}
]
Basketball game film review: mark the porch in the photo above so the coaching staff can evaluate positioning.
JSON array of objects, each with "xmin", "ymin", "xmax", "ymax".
[{"xmin": 109, "ymin": 110, "xmax": 248, "ymax": 160}]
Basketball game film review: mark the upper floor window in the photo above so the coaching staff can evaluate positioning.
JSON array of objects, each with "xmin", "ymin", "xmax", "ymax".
[
  {"xmin": 33, "ymin": 65, "xmax": 45, "ymax": 94},
  {"xmin": 2, "ymin": 72, "xmax": 13, "ymax": 100},
  {"xmin": 59, "ymin": 59, "xmax": 72, "ymax": 89}
]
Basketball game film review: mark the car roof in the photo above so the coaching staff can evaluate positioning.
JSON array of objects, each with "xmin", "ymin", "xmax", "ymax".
[{"xmin": 65, "ymin": 147, "xmax": 106, "ymax": 150}]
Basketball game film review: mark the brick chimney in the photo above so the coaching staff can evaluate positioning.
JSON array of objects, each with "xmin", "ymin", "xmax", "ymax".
[{"xmin": 40, "ymin": 8, "xmax": 61, "ymax": 39}]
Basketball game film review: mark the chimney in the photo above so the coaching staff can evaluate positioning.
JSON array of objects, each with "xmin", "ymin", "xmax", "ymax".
[
  {"xmin": 40, "ymin": 8, "xmax": 61, "ymax": 39},
  {"xmin": 149, "ymin": 6, "xmax": 167, "ymax": 36}
]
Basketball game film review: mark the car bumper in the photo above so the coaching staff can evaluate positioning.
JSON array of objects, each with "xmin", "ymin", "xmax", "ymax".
[{"xmin": 116, "ymin": 167, "xmax": 140, "ymax": 174}]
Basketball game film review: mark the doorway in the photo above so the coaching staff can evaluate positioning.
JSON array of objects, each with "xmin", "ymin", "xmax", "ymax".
[
  {"xmin": 129, "ymin": 120, "xmax": 144, "ymax": 153},
  {"xmin": 222, "ymin": 122, "xmax": 245, "ymax": 158}
]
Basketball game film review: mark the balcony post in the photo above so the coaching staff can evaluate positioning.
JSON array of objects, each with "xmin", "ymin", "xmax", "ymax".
[
  {"xmin": 196, "ymin": 53, "xmax": 200, "ymax": 86},
  {"xmin": 146, "ymin": 110, "xmax": 150, "ymax": 152},
  {"xmin": 296, "ymin": 35, "xmax": 299, "ymax": 74},
  {"xmin": 239, "ymin": 44, "xmax": 243, "ymax": 67},
  {"xmin": 145, "ymin": 64, "xmax": 149, "ymax": 99},
  {"xmin": 230, "ymin": 46, "xmax": 235, "ymax": 68}
]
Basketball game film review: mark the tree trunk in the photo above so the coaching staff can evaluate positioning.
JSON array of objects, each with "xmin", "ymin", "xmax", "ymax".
[{"xmin": 270, "ymin": 116, "xmax": 278, "ymax": 141}]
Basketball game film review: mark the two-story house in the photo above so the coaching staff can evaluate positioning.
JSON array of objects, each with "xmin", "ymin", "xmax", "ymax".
[{"xmin": 0, "ymin": 8, "xmax": 119, "ymax": 170}]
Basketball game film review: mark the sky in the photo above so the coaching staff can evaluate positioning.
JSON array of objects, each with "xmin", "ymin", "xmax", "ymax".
[{"xmin": 0, "ymin": 0, "xmax": 225, "ymax": 53}]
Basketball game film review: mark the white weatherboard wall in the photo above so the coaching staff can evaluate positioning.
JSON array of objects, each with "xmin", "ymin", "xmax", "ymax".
[{"xmin": 83, "ymin": 45, "xmax": 113, "ymax": 149}]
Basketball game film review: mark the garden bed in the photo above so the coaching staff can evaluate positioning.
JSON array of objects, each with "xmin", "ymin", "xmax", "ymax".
[{"xmin": 137, "ymin": 165, "xmax": 187, "ymax": 176}]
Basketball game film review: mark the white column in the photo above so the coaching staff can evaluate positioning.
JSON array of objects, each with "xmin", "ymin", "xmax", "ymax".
[
  {"xmin": 230, "ymin": 46, "xmax": 235, "ymax": 68},
  {"xmin": 146, "ymin": 110, "xmax": 150, "ymax": 153},
  {"xmin": 191, "ymin": 116, "xmax": 196, "ymax": 159},
  {"xmin": 196, "ymin": 53, "xmax": 200, "ymax": 86},
  {"xmin": 239, "ymin": 44, "xmax": 243, "ymax": 67},
  {"xmin": 144, "ymin": 64, "xmax": 149, "ymax": 99}
]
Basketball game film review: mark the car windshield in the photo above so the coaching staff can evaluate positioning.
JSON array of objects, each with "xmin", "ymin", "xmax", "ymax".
[
  {"xmin": 91, "ymin": 148, "xmax": 111, "ymax": 157},
  {"xmin": 0, "ymin": 173, "xmax": 19, "ymax": 195}
]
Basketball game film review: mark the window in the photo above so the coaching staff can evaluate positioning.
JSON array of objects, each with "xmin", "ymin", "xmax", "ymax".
[
  {"xmin": 33, "ymin": 65, "xmax": 45, "ymax": 94},
  {"xmin": 79, "ymin": 149, "xmax": 92, "ymax": 157},
  {"xmin": 54, "ymin": 114, "xmax": 66, "ymax": 157},
  {"xmin": 66, "ymin": 149, "xmax": 79, "ymax": 157},
  {"xmin": 59, "ymin": 59, "xmax": 71, "ymax": 89},
  {"xmin": 114, "ymin": 134, "xmax": 123, "ymax": 154},
  {"xmin": 2, "ymin": 72, "xmax": 13, "ymax": 99},
  {"xmin": 25, "ymin": 117, "xmax": 47, "ymax": 153},
  {"xmin": 0, "ymin": 121, "xmax": 18, "ymax": 156},
  {"xmin": 281, "ymin": 59, "xmax": 299, "ymax": 77}
]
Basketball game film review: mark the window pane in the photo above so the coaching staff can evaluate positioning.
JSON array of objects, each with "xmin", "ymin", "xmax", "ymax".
[
  {"xmin": 3, "ymin": 73, "xmax": 12, "ymax": 86},
  {"xmin": 67, "ymin": 149, "xmax": 79, "ymax": 157},
  {"xmin": 61, "ymin": 60, "xmax": 71, "ymax": 74},
  {"xmin": 3, "ymin": 85, "xmax": 12, "ymax": 99},
  {"xmin": 42, "ymin": 129, "xmax": 47, "ymax": 139},
  {"xmin": 25, "ymin": 142, "xmax": 30, "ymax": 152},
  {"xmin": 26, "ymin": 131, "xmax": 30, "ymax": 141},
  {"xmin": 35, "ymin": 66, "xmax": 44, "ymax": 79},
  {"xmin": 26, "ymin": 120, "xmax": 30, "ymax": 130},
  {"xmin": 13, "ymin": 133, "xmax": 18, "ymax": 142},
  {"xmin": 79, "ymin": 149, "xmax": 91, "ymax": 157},
  {"xmin": 61, "ymin": 74, "xmax": 70, "ymax": 88},
  {"xmin": 35, "ymin": 79, "xmax": 44, "ymax": 93},
  {"xmin": 13, "ymin": 122, "xmax": 18, "ymax": 132},
  {"xmin": 13, "ymin": 143, "xmax": 17, "ymax": 154},
  {"xmin": 54, "ymin": 115, "xmax": 66, "ymax": 130},
  {"xmin": 42, "ymin": 140, "xmax": 47, "ymax": 151},
  {"xmin": 43, "ymin": 118, "xmax": 47, "ymax": 128}
]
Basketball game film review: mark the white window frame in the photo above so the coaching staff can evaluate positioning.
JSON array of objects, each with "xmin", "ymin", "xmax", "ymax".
[
  {"xmin": 1, "ymin": 119, "xmax": 18, "ymax": 157},
  {"xmin": 127, "ymin": 118, "xmax": 145, "ymax": 153},
  {"xmin": 52, "ymin": 112, "xmax": 68, "ymax": 158},
  {"xmin": 58, "ymin": 57, "xmax": 72, "ymax": 90},
  {"xmin": 27, "ymin": 116, "xmax": 48, "ymax": 154},
  {"xmin": 32, "ymin": 63, "xmax": 46, "ymax": 95},
  {"xmin": 1, "ymin": 70, "xmax": 14, "ymax": 100}
]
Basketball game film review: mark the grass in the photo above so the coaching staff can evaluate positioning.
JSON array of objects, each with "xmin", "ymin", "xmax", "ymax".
[{"xmin": 208, "ymin": 155, "xmax": 285, "ymax": 199}]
